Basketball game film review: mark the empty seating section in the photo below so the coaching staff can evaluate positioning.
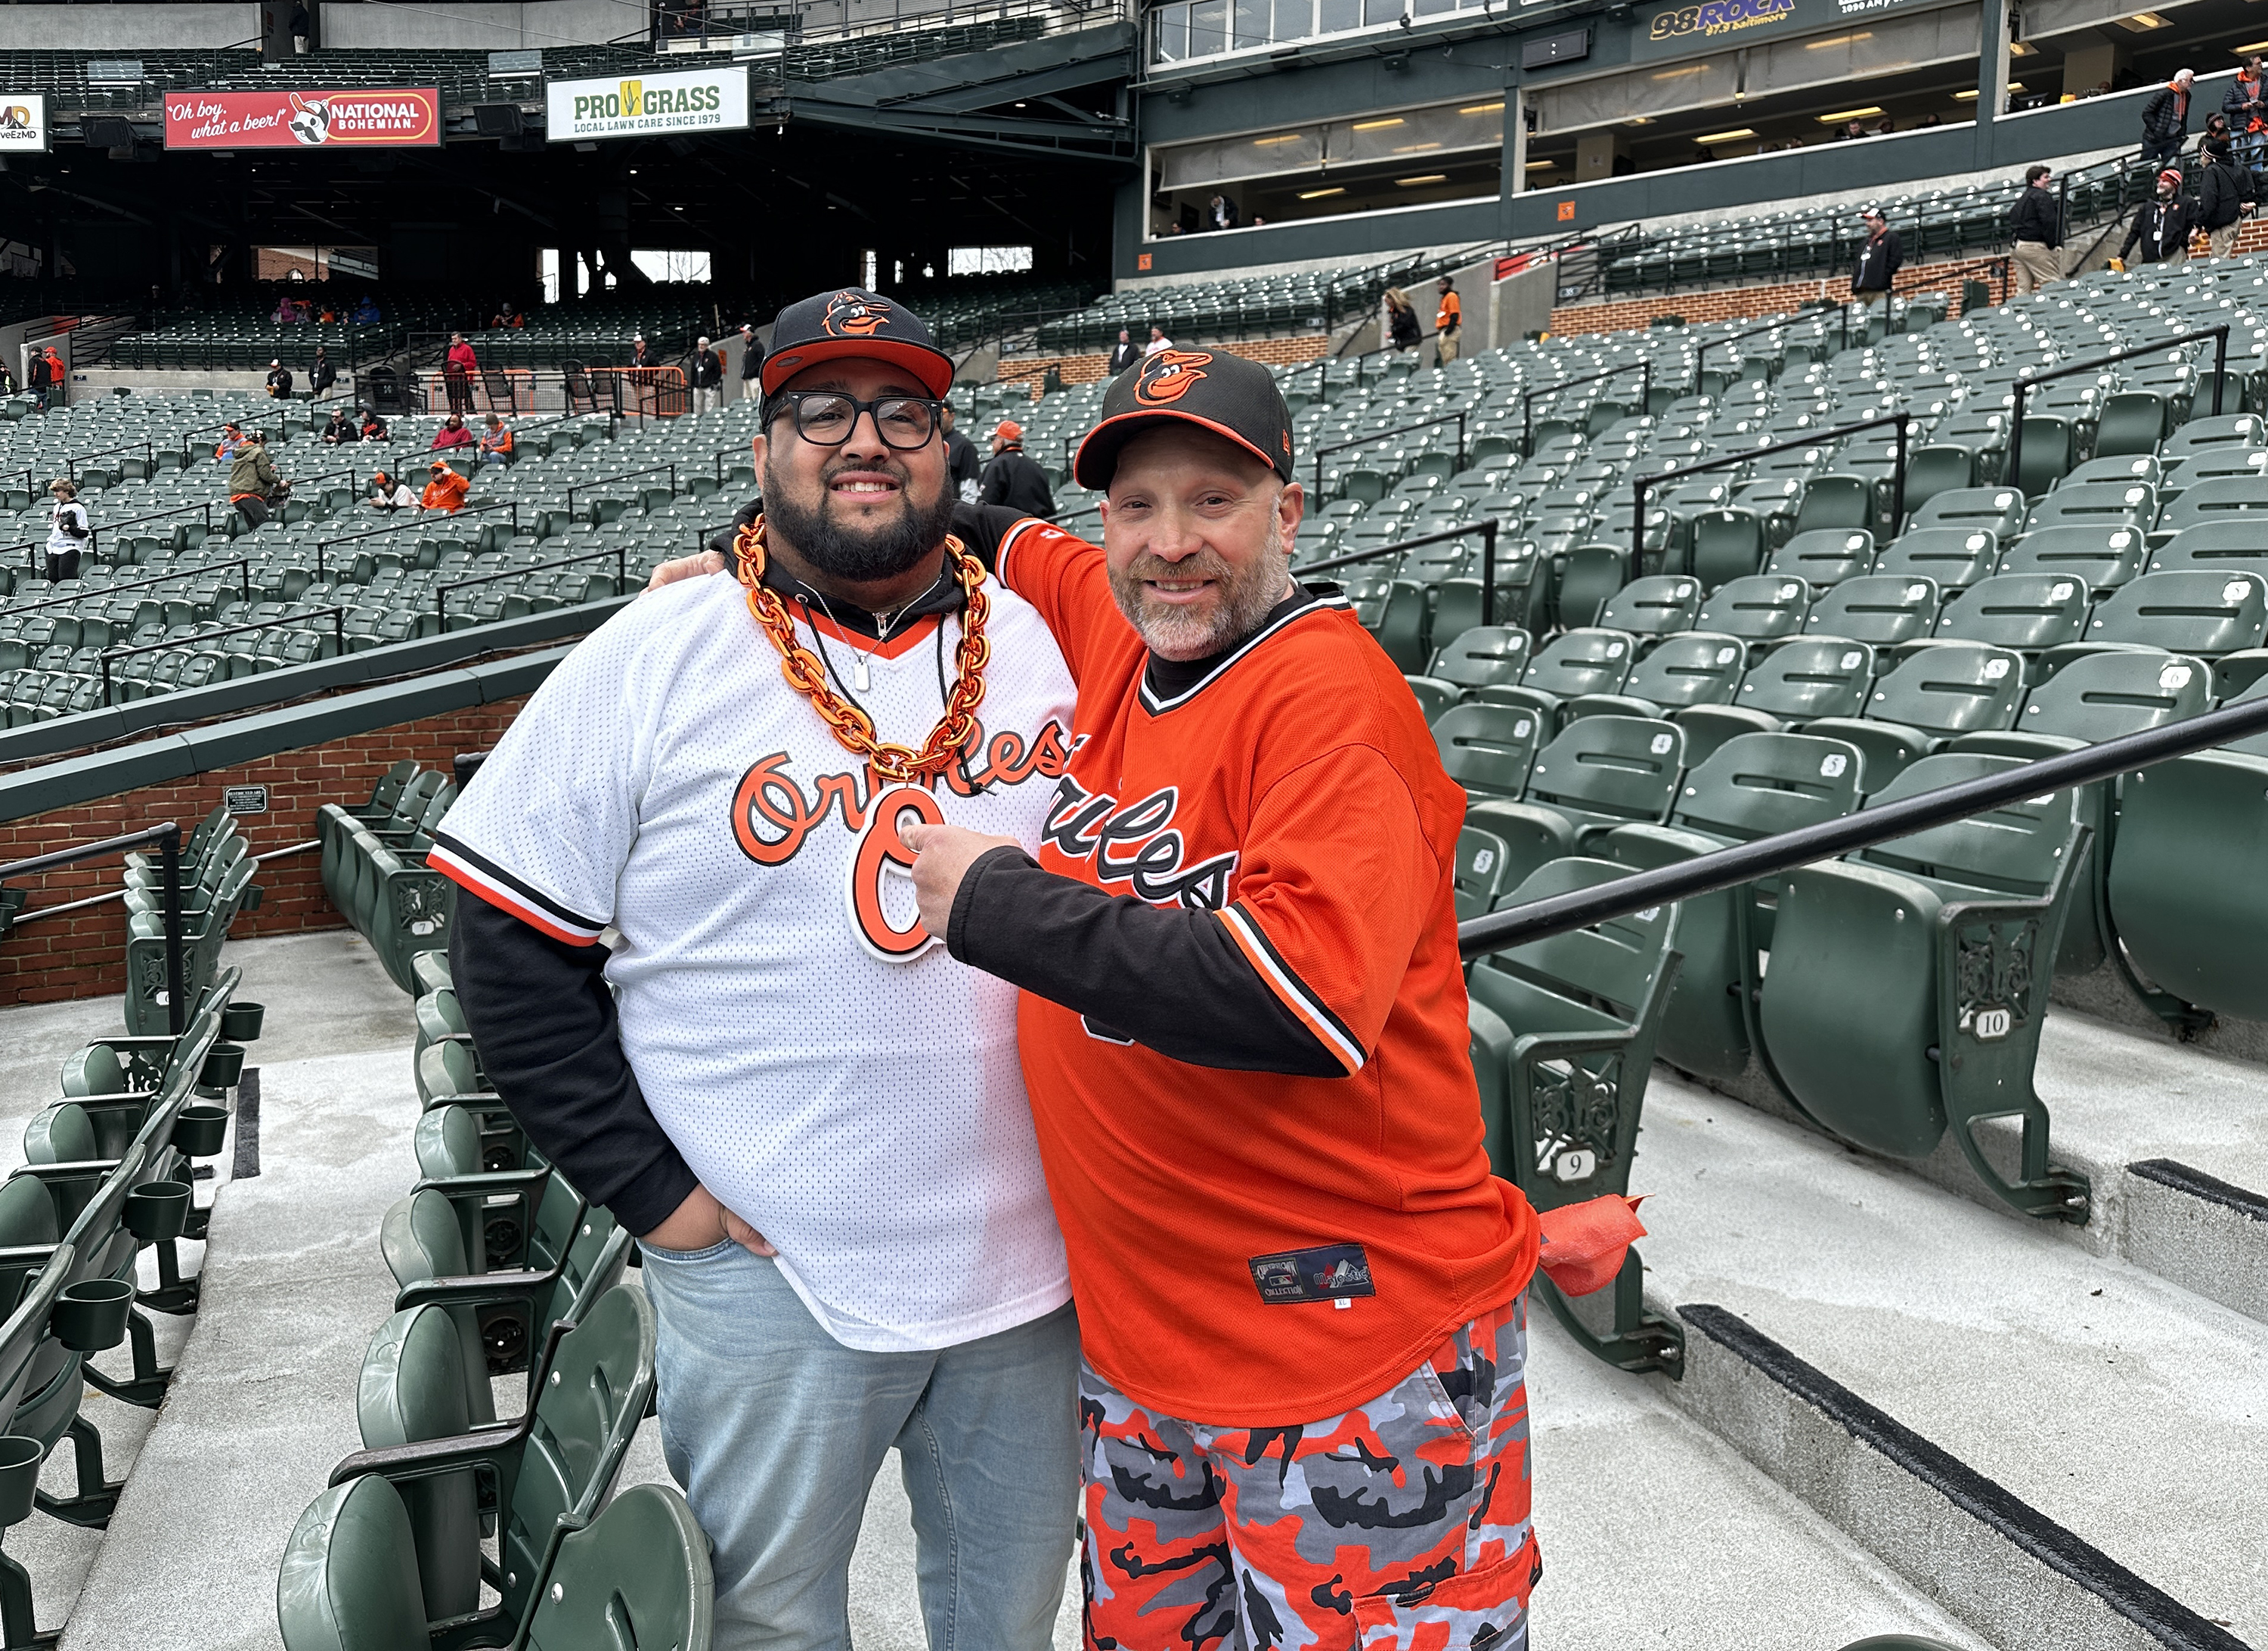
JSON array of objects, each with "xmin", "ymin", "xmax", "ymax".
[
  {"xmin": 0, "ymin": 387, "xmax": 742, "ymax": 726},
  {"xmin": 279, "ymin": 828, "xmax": 712, "ymax": 1648}
]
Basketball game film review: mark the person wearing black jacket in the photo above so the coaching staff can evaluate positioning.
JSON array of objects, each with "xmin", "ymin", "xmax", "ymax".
[
  {"xmin": 1850, "ymin": 206, "xmax": 1903, "ymax": 311},
  {"xmin": 2199, "ymin": 134, "xmax": 2256, "ymax": 258},
  {"xmin": 980, "ymin": 419, "xmax": 1056, "ymax": 519},
  {"xmin": 2121, "ymin": 168, "xmax": 2193, "ymax": 266},
  {"xmin": 940, "ymin": 401, "xmax": 981, "ymax": 503},
  {"xmin": 24, "ymin": 350, "xmax": 48, "ymax": 414},
  {"xmin": 737, "ymin": 323, "xmax": 761, "ymax": 401},
  {"xmin": 1106, "ymin": 329, "xmax": 1142, "ymax": 374},
  {"xmin": 2142, "ymin": 69, "xmax": 2195, "ymax": 169},
  {"xmin": 308, "ymin": 345, "xmax": 336, "ymax": 399},
  {"xmin": 2009, "ymin": 164, "xmax": 2065, "ymax": 294},
  {"xmin": 265, "ymin": 358, "xmax": 294, "ymax": 399}
]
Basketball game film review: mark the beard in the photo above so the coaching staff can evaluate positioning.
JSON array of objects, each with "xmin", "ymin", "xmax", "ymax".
[
  {"xmin": 762, "ymin": 454, "xmax": 954, "ymax": 585},
  {"xmin": 1108, "ymin": 529, "xmax": 1292, "ymax": 662}
]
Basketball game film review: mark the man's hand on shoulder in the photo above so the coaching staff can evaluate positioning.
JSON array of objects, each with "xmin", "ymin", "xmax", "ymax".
[
  {"xmin": 642, "ymin": 1182, "xmax": 776, "ymax": 1256},
  {"xmin": 903, "ymin": 822, "xmax": 1022, "ymax": 943},
  {"xmin": 645, "ymin": 548, "xmax": 726, "ymax": 592}
]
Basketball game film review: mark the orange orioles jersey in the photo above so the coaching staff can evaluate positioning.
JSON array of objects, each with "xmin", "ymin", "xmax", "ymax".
[{"xmin": 946, "ymin": 517, "xmax": 1538, "ymax": 1426}]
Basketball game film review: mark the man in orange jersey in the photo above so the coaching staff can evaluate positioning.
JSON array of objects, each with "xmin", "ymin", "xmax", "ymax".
[
  {"xmin": 900, "ymin": 349, "xmax": 1549, "ymax": 1647},
  {"xmin": 420, "ymin": 458, "xmax": 470, "ymax": 513}
]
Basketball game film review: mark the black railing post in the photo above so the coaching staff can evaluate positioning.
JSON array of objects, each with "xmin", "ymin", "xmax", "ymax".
[
  {"xmin": 1892, "ymin": 411, "xmax": 1911, "ymax": 533},
  {"xmin": 101, "ymin": 656, "xmax": 114, "ymax": 707},
  {"xmin": 2214, "ymin": 328, "xmax": 2229, "ymax": 417},
  {"xmin": 1480, "ymin": 519, "xmax": 1496, "ymax": 627},
  {"xmin": 2008, "ymin": 379, "xmax": 2031, "ymax": 494},
  {"xmin": 160, "ymin": 821, "xmax": 184, "ymax": 1037}
]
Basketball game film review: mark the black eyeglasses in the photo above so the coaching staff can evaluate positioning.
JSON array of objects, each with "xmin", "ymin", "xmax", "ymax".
[{"xmin": 766, "ymin": 391, "xmax": 943, "ymax": 451}]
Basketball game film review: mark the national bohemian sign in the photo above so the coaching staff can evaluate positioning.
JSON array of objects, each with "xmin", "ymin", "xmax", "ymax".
[
  {"xmin": 163, "ymin": 88, "xmax": 442, "ymax": 149},
  {"xmin": 544, "ymin": 66, "xmax": 750, "ymax": 143}
]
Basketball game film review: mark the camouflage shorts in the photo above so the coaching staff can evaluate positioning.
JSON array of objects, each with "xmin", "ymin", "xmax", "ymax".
[{"xmin": 1080, "ymin": 1295, "xmax": 1535, "ymax": 1651}]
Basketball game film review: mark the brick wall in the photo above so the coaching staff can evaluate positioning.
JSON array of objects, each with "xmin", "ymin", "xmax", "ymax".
[
  {"xmin": 0, "ymin": 696, "xmax": 526, "ymax": 1005},
  {"xmin": 996, "ymin": 334, "xmax": 1333, "ymax": 398},
  {"xmin": 1547, "ymin": 256, "xmax": 2015, "ymax": 337}
]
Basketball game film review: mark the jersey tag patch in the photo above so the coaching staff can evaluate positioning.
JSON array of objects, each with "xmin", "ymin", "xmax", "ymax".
[{"xmin": 1248, "ymin": 1244, "xmax": 1375, "ymax": 1306}]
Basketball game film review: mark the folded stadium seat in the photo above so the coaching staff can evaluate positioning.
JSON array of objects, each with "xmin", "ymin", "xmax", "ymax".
[
  {"xmin": 1487, "ymin": 628, "xmax": 1637, "ymax": 731},
  {"xmin": 1800, "ymin": 640, "xmax": 2027, "ymax": 785},
  {"xmin": 1692, "ymin": 574, "xmax": 1810, "ymax": 659},
  {"xmin": 1596, "ymin": 576, "xmax": 1702, "ymax": 642},
  {"xmin": 1464, "ymin": 856, "xmax": 1682, "ymax": 1370},
  {"xmin": 1760, "ymin": 751, "xmax": 2091, "ymax": 1220},
  {"xmin": 1600, "ymin": 730, "xmax": 1865, "ymax": 1080},
  {"xmin": 2146, "ymin": 521, "xmax": 2268, "ymax": 578},
  {"xmin": 2091, "ymin": 391, "xmax": 2170, "ymax": 457},
  {"xmin": 1464, "ymin": 715, "xmax": 1686, "ymax": 894},
  {"xmin": 1685, "ymin": 510, "xmax": 1765, "ymax": 591},
  {"xmin": 1673, "ymin": 636, "xmax": 1877, "ymax": 765},
  {"xmin": 1923, "ymin": 573, "xmax": 2092, "ymax": 675},
  {"xmin": 1424, "ymin": 626, "xmax": 1532, "ymax": 698},
  {"xmin": 1874, "ymin": 527, "xmax": 2000, "ymax": 595},
  {"xmin": 1372, "ymin": 579, "xmax": 1434, "ymax": 674},
  {"xmin": 1564, "ymin": 631, "xmax": 1746, "ymax": 723},
  {"xmin": 1997, "ymin": 525, "xmax": 2148, "ymax": 594},
  {"xmin": 1430, "ymin": 703, "xmax": 1544, "ymax": 801},
  {"xmin": 1554, "ymin": 543, "xmax": 1633, "ymax": 630},
  {"xmin": 293, "ymin": 1287, "xmax": 663, "ymax": 1649},
  {"xmin": 2049, "ymin": 569, "xmax": 2268, "ymax": 694},
  {"xmin": 1790, "ymin": 473, "xmax": 1873, "ymax": 537}
]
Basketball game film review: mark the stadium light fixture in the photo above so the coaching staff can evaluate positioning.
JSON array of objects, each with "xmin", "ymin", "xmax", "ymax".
[
  {"xmin": 1252, "ymin": 134, "xmax": 1303, "ymax": 145},
  {"xmin": 1459, "ymin": 101, "xmax": 1506, "ymax": 114},
  {"xmin": 1803, "ymin": 31, "xmax": 1874, "ymax": 48},
  {"xmin": 1523, "ymin": 158, "xmax": 1558, "ymax": 169},
  {"xmin": 1297, "ymin": 185, "xmax": 1346, "ymax": 197},
  {"xmin": 1696, "ymin": 127, "xmax": 1756, "ymax": 144},
  {"xmin": 1394, "ymin": 141, "xmax": 1442, "ymax": 151},
  {"xmin": 1652, "ymin": 64, "xmax": 1708, "ymax": 79},
  {"xmin": 1396, "ymin": 173, "xmax": 1448, "ymax": 184},
  {"xmin": 2237, "ymin": 39, "xmax": 2268, "ymax": 53},
  {"xmin": 1352, "ymin": 117, "xmax": 1405, "ymax": 131},
  {"xmin": 1817, "ymin": 106, "xmax": 1885, "ymax": 122},
  {"xmin": 1952, "ymin": 88, "xmax": 1980, "ymax": 100},
  {"xmin": 2115, "ymin": 11, "xmax": 2170, "ymax": 28}
]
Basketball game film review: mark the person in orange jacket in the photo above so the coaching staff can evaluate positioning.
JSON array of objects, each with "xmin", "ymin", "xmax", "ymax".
[{"xmin": 421, "ymin": 458, "xmax": 470, "ymax": 513}]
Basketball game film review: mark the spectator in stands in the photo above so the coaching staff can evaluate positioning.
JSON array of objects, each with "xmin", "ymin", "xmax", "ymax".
[
  {"xmin": 1107, "ymin": 328, "xmax": 1142, "ymax": 374},
  {"xmin": 422, "ymin": 458, "xmax": 470, "ymax": 513},
  {"xmin": 1835, "ymin": 119, "xmax": 1867, "ymax": 141},
  {"xmin": 492, "ymin": 302, "xmax": 525, "ymax": 329},
  {"xmin": 1434, "ymin": 276, "xmax": 1463, "ymax": 364},
  {"xmin": 689, "ymin": 335, "xmax": 725, "ymax": 413},
  {"xmin": 445, "ymin": 331, "xmax": 479, "ymax": 415},
  {"xmin": 290, "ymin": 2, "xmax": 311, "ymax": 52},
  {"xmin": 214, "ymin": 423, "xmax": 247, "ymax": 461},
  {"xmin": 2118, "ymin": 168, "xmax": 2192, "ymax": 268},
  {"xmin": 352, "ymin": 294, "xmax": 381, "ymax": 325},
  {"xmin": 45, "ymin": 479, "xmax": 88, "ymax": 584},
  {"xmin": 308, "ymin": 345, "xmax": 336, "ymax": 400},
  {"xmin": 2142, "ymin": 69, "xmax": 2195, "ymax": 169},
  {"xmin": 2008, "ymin": 163, "xmax": 2065, "ymax": 294},
  {"xmin": 321, "ymin": 407, "xmax": 359, "ymax": 445},
  {"xmin": 358, "ymin": 406, "xmax": 391, "ymax": 442},
  {"xmin": 1385, "ymin": 289, "xmax": 1421, "ymax": 352},
  {"xmin": 0, "ymin": 360, "xmax": 14, "ymax": 398},
  {"xmin": 272, "ymin": 295, "xmax": 299, "ymax": 324},
  {"xmin": 24, "ymin": 347, "xmax": 51, "ymax": 414},
  {"xmin": 2198, "ymin": 132, "xmax": 2255, "ymax": 258},
  {"xmin": 1143, "ymin": 324, "xmax": 1172, "ymax": 358},
  {"xmin": 478, "ymin": 414, "xmax": 516, "ymax": 467},
  {"xmin": 630, "ymin": 334, "xmax": 655, "ymax": 370},
  {"xmin": 981, "ymin": 420, "xmax": 1056, "ymax": 519},
  {"xmin": 2232, "ymin": 59, "xmax": 2267, "ymax": 172},
  {"xmin": 431, "ymin": 412, "xmax": 476, "ymax": 452},
  {"xmin": 739, "ymin": 323, "xmax": 762, "ymax": 400},
  {"xmin": 1207, "ymin": 192, "xmax": 1240, "ymax": 231},
  {"xmin": 941, "ymin": 401, "xmax": 981, "ymax": 503},
  {"xmin": 228, "ymin": 435, "xmax": 284, "ymax": 528},
  {"xmin": 1850, "ymin": 205, "xmax": 1903, "ymax": 311},
  {"xmin": 266, "ymin": 359, "xmax": 295, "ymax": 399},
  {"xmin": 365, "ymin": 468, "xmax": 415, "ymax": 511}
]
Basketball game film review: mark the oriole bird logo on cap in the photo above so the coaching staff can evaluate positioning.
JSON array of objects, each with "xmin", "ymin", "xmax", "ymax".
[
  {"xmin": 822, "ymin": 291, "xmax": 891, "ymax": 339},
  {"xmin": 1135, "ymin": 350, "xmax": 1213, "ymax": 406}
]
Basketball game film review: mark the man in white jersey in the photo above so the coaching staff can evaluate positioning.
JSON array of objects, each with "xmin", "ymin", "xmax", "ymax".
[{"xmin": 432, "ymin": 288, "xmax": 1080, "ymax": 1650}]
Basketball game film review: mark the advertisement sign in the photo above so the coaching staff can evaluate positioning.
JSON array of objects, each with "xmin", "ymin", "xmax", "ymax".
[
  {"xmin": 0, "ymin": 94, "xmax": 48, "ymax": 155},
  {"xmin": 163, "ymin": 88, "xmax": 442, "ymax": 150},
  {"xmin": 545, "ymin": 65, "xmax": 749, "ymax": 143},
  {"xmin": 1628, "ymin": 0, "xmax": 1950, "ymax": 59}
]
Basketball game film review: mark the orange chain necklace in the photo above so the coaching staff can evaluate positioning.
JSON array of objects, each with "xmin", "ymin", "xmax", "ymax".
[{"xmin": 732, "ymin": 513, "xmax": 991, "ymax": 785}]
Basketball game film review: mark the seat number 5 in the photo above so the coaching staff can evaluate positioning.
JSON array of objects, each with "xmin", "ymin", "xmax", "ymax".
[{"xmin": 848, "ymin": 786, "xmax": 947, "ymax": 962}]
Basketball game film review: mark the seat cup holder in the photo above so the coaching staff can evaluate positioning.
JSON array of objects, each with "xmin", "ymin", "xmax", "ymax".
[
  {"xmin": 172, "ymin": 1104, "xmax": 230, "ymax": 1158},
  {"xmin": 197, "ymin": 1043, "xmax": 246, "ymax": 1092},
  {"xmin": 219, "ymin": 1002, "xmax": 265, "ymax": 1042},
  {"xmin": 51, "ymin": 1279, "xmax": 134, "ymax": 1353},
  {"xmin": 0, "ymin": 1437, "xmax": 41, "ymax": 1529},
  {"xmin": 125, "ymin": 1182, "xmax": 191, "ymax": 1244}
]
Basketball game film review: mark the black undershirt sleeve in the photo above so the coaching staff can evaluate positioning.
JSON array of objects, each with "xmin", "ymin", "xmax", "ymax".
[
  {"xmin": 944, "ymin": 845, "xmax": 1343, "ymax": 1077},
  {"xmin": 448, "ymin": 897, "xmax": 698, "ymax": 1236}
]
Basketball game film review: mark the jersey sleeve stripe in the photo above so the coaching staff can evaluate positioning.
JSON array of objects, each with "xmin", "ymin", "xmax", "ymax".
[
  {"xmin": 1216, "ymin": 903, "xmax": 1365, "ymax": 1074},
  {"xmin": 428, "ymin": 835, "xmax": 606, "ymax": 947},
  {"xmin": 992, "ymin": 514, "xmax": 1052, "ymax": 590}
]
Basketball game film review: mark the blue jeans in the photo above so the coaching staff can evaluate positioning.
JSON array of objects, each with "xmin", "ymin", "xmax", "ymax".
[{"xmin": 637, "ymin": 1239, "xmax": 1079, "ymax": 1651}]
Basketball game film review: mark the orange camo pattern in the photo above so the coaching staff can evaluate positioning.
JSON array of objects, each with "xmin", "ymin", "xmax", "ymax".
[{"xmin": 1080, "ymin": 1297, "xmax": 1534, "ymax": 1650}]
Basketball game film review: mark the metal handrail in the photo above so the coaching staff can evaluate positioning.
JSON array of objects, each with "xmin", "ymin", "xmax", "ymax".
[
  {"xmin": 1692, "ymin": 314, "xmax": 1810, "ymax": 396},
  {"xmin": 66, "ymin": 440, "xmax": 153, "ymax": 482},
  {"xmin": 1312, "ymin": 414, "xmax": 1467, "ymax": 497},
  {"xmin": 2004, "ymin": 326, "xmax": 2229, "ymax": 491},
  {"xmin": 1522, "ymin": 363, "xmax": 1653, "ymax": 458},
  {"xmin": 7, "ymin": 557, "xmax": 253, "ymax": 615},
  {"xmin": 1292, "ymin": 519, "xmax": 1500, "ymax": 627},
  {"xmin": 435, "ymin": 547, "xmax": 631, "ymax": 627},
  {"xmin": 1457, "ymin": 689, "xmax": 2268, "ymax": 959},
  {"xmin": 0, "ymin": 822, "xmax": 184, "ymax": 1033},
  {"xmin": 314, "ymin": 503, "xmax": 521, "ymax": 580},
  {"xmin": 85, "ymin": 500, "xmax": 215, "ymax": 560},
  {"xmin": 1629, "ymin": 413, "xmax": 1912, "ymax": 564},
  {"xmin": 100, "ymin": 609, "xmax": 345, "ymax": 706},
  {"xmin": 565, "ymin": 466, "xmax": 677, "ymax": 516}
]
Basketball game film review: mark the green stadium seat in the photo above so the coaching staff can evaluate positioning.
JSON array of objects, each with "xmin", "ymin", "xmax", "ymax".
[
  {"xmin": 1802, "ymin": 640, "xmax": 2027, "ymax": 785},
  {"xmin": 1998, "ymin": 525, "xmax": 2147, "ymax": 593},
  {"xmin": 1875, "ymin": 527, "xmax": 1999, "ymax": 593},
  {"xmin": 2053, "ymin": 570, "xmax": 2268, "ymax": 695},
  {"xmin": 1465, "ymin": 715, "xmax": 1685, "ymax": 894},
  {"xmin": 1431, "ymin": 702, "xmax": 1543, "ymax": 801},
  {"xmin": 2148, "ymin": 521, "xmax": 2268, "ymax": 578},
  {"xmin": 1763, "ymin": 528, "xmax": 1873, "ymax": 590},
  {"xmin": 1490, "ymin": 628, "xmax": 1636, "ymax": 729},
  {"xmin": 1673, "ymin": 636, "xmax": 1877, "ymax": 763},
  {"xmin": 1929, "ymin": 572, "xmax": 2091, "ymax": 662},
  {"xmin": 1566, "ymin": 631, "xmax": 1746, "ymax": 722},
  {"xmin": 1693, "ymin": 575, "xmax": 1810, "ymax": 655},
  {"xmin": 1596, "ymin": 576, "xmax": 1702, "ymax": 640},
  {"xmin": 1907, "ymin": 486, "xmax": 2026, "ymax": 539},
  {"xmin": 1427, "ymin": 626, "xmax": 1530, "ymax": 694}
]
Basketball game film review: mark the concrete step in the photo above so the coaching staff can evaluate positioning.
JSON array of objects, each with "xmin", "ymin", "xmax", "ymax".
[{"xmin": 1625, "ymin": 1072, "xmax": 2268, "ymax": 1648}]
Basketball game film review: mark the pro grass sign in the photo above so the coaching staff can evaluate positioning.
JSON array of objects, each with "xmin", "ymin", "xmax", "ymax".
[{"xmin": 546, "ymin": 67, "xmax": 749, "ymax": 143}]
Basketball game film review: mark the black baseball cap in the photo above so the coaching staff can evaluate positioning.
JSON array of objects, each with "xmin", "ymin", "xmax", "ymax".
[
  {"xmin": 1073, "ymin": 347, "xmax": 1296, "ymax": 491},
  {"xmin": 760, "ymin": 287, "xmax": 955, "ymax": 401}
]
